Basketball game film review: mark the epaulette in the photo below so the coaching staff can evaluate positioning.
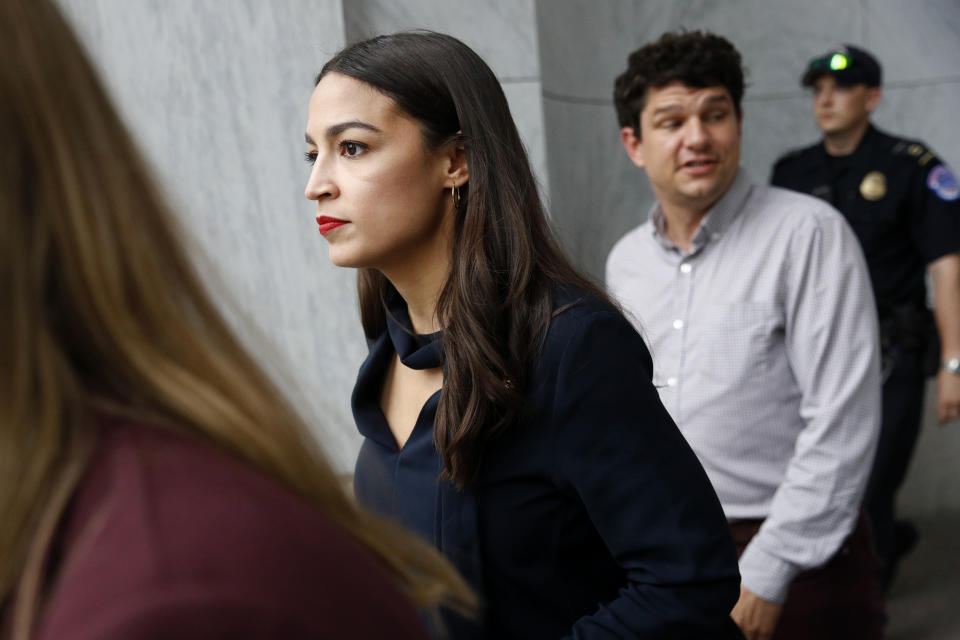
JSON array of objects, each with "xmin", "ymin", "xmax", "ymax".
[{"xmin": 891, "ymin": 139, "xmax": 937, "ymax": 167}]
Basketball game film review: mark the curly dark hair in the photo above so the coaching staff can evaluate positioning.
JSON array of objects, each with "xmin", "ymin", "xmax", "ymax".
[{"xmin": 613, "ymin": 30, "xmax": 744, "ymax": 137}]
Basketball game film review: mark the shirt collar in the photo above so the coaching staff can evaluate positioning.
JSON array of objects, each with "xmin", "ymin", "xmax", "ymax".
[
  {"xmin": 649, "ymin": 168, "xmax": 752, "ymax": 254},
  {"xmin": 385, "ymin": 290, "xmax": 444, "ymax": 370}
]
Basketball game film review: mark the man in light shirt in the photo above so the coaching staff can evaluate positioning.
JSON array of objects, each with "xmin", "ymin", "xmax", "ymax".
[{"xmin": 607, "ymin": 31, "xmax": 883, "ymax": 640}]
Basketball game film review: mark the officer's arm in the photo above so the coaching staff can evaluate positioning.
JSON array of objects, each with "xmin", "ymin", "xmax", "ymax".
[{"xmin": 930, "ymin": 252, "xmax": 960, "ymax": 424}]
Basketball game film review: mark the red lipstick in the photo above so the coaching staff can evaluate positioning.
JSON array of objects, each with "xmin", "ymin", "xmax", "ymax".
[{"xmin": 316, "ymin": 215, "xmax": 349, "ymax": 235}]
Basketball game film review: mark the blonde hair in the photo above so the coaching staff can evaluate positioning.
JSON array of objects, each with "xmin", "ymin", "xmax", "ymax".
[{"xmin": 0, "ymin": 0, "xmax": 475, "ymax": 636}]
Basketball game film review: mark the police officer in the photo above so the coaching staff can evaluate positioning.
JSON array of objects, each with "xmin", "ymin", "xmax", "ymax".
[{"xmin": 772, "ymin": 44, "xmax": 960, "ymax": 589}]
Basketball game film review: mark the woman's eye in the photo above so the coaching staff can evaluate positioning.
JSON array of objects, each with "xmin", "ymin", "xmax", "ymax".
[
  {"xmin": 304, "ymin": 150, "xmax": 317, "ymax": 164},
  {"xmin": 340, "ymin": 141, "xmax": 366, "ymax": 157}
]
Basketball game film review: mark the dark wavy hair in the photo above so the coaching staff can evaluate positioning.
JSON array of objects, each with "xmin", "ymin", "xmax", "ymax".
[
  {"xmin": 318, "ymin": 31, "xmax": 610, "ymax": 487},
  {"xmin": 613, "ymin": 30, "xmax": 744, "ymax": 137}
]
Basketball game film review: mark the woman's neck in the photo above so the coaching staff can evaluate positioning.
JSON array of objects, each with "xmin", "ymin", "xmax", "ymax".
[
  {"xmin": 384, "ymin": 257, "xmax": 450, "ymax": 335},
  {"xmin": 379, "ymin": 205, "xmax": 457, "ymax": 334}
]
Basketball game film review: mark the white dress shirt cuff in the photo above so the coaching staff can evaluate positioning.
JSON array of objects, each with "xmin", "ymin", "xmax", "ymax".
[{"xmin": 738, "ymin": 542, "xmax": 801, "ymax": 604}]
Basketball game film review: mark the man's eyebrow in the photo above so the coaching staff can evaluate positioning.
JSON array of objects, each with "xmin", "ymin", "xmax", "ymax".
[
  {"xmin": 651, "ymin": 104, "xmax": 684, "ymax": 117},
  {"xmin": 650, "ymin": 103, "xmax": 685, "ymax": 118},
  {"xmin": 702, "ymin": 94, "xmax": 732, "ymax": 106},
  {"xmin": 650, "ymin": 94, "xmax": 732, "ymax": 117}
]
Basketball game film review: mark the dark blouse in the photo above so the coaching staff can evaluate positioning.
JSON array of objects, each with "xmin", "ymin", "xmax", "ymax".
[
  {"xmin": 29, "ymin": 416, "xmax": 430, "ymax": 640},
  {"xmin": 353, "ymin": 288, "xmax": 743, "ymax": 639}
]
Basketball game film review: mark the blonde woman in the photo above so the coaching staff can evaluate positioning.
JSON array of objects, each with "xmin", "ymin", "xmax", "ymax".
[{"xmin": 0, "ymin": 2, "xmax": 473, "ymax": 638}]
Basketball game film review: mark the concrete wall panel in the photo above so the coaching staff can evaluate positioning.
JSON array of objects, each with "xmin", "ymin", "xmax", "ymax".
[
  {"xmin": 56, "ymin": 0, "xmax": 365, "ymax": 470},
  {"xmin": 52, "ymin": 0, "xmax": 960, "ymax": 507},
  {"xmin": 343, "ymin": 0, "xmax": 539, "ymax": 79},
  {"xmin": 343, "ymin": 0, "xmax": 549, "ymax": 192}
]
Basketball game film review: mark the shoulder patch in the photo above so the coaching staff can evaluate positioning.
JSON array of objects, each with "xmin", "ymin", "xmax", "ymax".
[{"xmin": 927, "ymin": 164, "xmax": 960, "ymax": 201}]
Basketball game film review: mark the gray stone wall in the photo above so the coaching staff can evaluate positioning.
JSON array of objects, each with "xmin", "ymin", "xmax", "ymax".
[
  {"xmin": 55, "ymin": 1, "xmax": 363, "ymax": 468},
  {"xmin": 55, "ymin": 0, "xmax": 960, "ymax": 512},
  {"xmin": 343, "ymin": 0, "xmax": 549, "ymax": 196},
  {"xmin": 537, "ymin": 0, "xmax": 960, "ymax": 282}
]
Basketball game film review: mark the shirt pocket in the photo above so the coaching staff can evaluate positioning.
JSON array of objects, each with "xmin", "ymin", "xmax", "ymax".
[{"xmin": 699, "ymin": 302, "xmax": 782, "ymax": 384}]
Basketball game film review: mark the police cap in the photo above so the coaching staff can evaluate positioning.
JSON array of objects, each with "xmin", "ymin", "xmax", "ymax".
[{"xmin": 801, "ymin": 44, "xmax": 882, "ymax": 88}]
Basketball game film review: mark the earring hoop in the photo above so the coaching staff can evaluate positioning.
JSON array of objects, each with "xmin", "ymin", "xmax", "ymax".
[{"xmin": 451, "ymin": 184, "xmax": 461, "ymax": 209}]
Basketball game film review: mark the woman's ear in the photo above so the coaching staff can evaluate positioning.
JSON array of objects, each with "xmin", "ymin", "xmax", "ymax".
[{"xmin": 444, "ymin": 134, "xmax": 469, "ymax": 188}]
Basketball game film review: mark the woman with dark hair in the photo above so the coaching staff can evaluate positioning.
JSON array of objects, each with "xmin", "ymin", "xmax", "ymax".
[
  {"xmin": 305, "ymin": 31, "xmax": 743, "ymax": 639},
  {"xmin": 0, "ymin": 3, "xmax": 475, "ymax": 639}
]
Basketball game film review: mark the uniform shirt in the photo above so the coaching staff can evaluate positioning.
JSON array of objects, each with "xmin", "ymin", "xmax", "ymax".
[
  {"xmin": 772, "ymin": 124, "xmax": 960, "ymax": 310},
  {"xmin": 31, "ymin": 416, "xmax": 429, "ymax": 640},
  {"xmin": 606, "ymin": 170, "xmax": 882, "ymax": 604},
  {"xmin": 353, "ymin": 288, "xmax": 744, "ymax": 640}
]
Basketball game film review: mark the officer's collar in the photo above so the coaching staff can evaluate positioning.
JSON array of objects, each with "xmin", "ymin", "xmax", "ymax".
[
  {"xmin": 852, "ymin": 123, "xmax": 880, "ymax": 156},
  {"xmin": 821, "ymin": 122, "xmax": 878, "ymax": 160}
]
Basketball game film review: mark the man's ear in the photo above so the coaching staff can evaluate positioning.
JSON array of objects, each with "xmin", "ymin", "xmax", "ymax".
[
  {"xmin": 865, "ymin": 87, "xmax": 882, "ymax": 114},
  {"xmin": 444, "ymin": 135, "xmax": 469, "ymax": 188},
  {"xmin": 620, "ymin": 126, "xmax": 645, "ymax": 169}
]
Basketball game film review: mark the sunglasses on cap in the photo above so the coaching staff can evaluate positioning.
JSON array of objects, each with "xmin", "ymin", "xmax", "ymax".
[
  {"xmin": 802, "ymin": 46, "xmax": 880, "ymax": 88},
  {"xmin": 808, "ymin": 52, "xmax": 851, "ymax": 72}
]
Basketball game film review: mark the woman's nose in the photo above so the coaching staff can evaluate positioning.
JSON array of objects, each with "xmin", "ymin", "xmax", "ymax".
[{"xmin": 305, "ymin": 160, "xmax": 338, "ymax": 201}]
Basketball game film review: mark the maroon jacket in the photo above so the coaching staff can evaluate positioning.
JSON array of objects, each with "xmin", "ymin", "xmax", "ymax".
[{"xmin": 30, "ymin": 417, "xmax": 429, "ymax": 640}]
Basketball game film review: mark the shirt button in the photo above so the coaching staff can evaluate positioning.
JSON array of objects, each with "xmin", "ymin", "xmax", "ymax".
[
  {"xmin": 680, "ymin": 263, "xmax": 692, "ymax": 274},
  {"xmin": 667, "ymin": 377, "xmax": 677, "ymax": 386},
  {"xmin": 673, "ymin": 319, "xmax": 684, "ymax": 330}
]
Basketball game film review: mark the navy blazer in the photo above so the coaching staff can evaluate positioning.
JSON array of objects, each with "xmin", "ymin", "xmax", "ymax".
[{"xmin": 353, "ymin": 288, "xmax": 743, "ymax": 639}]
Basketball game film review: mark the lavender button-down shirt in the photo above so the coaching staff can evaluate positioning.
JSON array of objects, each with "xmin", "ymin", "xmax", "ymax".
[{"xmin": 606, "ymin": 170, "xmax": 881, "ymax": 603}]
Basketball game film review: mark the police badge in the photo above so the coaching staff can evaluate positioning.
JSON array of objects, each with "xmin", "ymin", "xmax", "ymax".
[{"xmin": 860, "ymin": 171, "xmax": 886, "ymax": 201}]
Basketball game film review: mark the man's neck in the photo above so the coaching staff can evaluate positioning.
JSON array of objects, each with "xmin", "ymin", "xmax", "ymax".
[{"xmin": 823, "ymin": 119, "xmax": 870, "ymax": 156}]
